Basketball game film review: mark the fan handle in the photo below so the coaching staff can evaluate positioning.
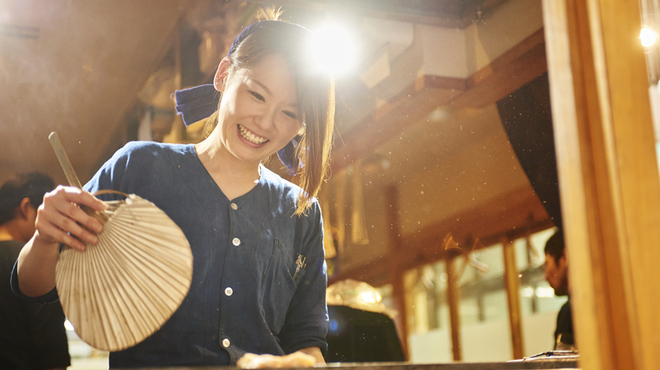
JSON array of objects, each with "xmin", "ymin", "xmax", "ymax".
[
  {"xmin": 48, "ymin": 131, "xmax": 110, "ymax": 225},
  {"xmin": 48, "ymin": 131, "xmax": 83, "ymax": 189}
]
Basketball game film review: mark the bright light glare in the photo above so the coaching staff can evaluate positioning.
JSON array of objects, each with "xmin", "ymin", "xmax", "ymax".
[
  {"xmin": 64, "ymin": 319, "xmax": 75, "ymax": 331},
  {"xmin": 640, "ymin": 26, "xmax": 658, "ymax": 48},
  {"xmin": 311, "ymin": 25, "xmax": 355, "ymax": 75},
  {"xmin": 535, "ymin": 286, "xmax": 556, "ymax": 298},
  {"xmin": 358, "ymin": 291, "xmax": 382, "ymax": 304},
  {"xmin": 521, "ymin": 286, "xmax": 535, "ymax": 298}
]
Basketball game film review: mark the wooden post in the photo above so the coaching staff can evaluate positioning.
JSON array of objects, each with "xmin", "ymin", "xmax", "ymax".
[
  {"xmin": 168, "ymin": 22, "xmax": 184, "ymax": 143},
  {"xmin": 502, "ymin": 236, "xmax": 524, "ymax": 359},
  {"xmin": 385, "ymin": 185, "xmax": 409, "ymax": 359},
  {"xmin": 542, "ymin": 0, "xmax": 660, "ymax": 369},
  {"xmin": 445, "ymin": 255, "xmax": 462, "ymax": 362}
]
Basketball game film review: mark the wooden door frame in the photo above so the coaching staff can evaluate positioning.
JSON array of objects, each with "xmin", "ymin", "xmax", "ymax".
[{"xmin": 542, "ymin": 1, "xmax": 660, "ymax": 369}]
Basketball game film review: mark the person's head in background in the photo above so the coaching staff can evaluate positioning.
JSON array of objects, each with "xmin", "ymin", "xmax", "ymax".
[
  {"xmin": 201, "ymin": 9, "xmax": 335, "ymax": 215},
  {"xmin": 544, "ymin": 231, "xmax": 569, "ymax": 296},
  {"xmin": 0, "ymin": 172, "xmax": 55, "ymax": 243}
]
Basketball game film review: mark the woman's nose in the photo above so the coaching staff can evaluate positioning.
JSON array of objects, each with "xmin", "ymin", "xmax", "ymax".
[{"xmin": 255, "ymin": 109, "xmax": 276, "ymax": 131}]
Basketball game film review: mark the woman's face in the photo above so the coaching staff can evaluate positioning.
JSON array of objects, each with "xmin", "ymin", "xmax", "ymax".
[{"xmin": 213, "ymin": 53, "xmax": 301, "ymax": 167}]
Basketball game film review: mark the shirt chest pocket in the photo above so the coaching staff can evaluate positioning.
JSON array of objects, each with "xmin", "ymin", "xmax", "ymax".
[{"xmin": 260, "ymin": 238, "xmax": 303, "ymax": 335}]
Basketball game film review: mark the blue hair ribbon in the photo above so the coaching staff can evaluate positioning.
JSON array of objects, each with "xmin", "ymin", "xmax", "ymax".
[{"xmin": 174, "ymin": 84, "xmax": 218, "ymax": 128}]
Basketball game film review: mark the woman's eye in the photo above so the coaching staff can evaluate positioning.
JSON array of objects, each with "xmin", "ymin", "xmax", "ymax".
[
  {"xmin": 250, "ymin": 91, "xmax": 265, "ymax": 102},
  {"xmin": 283, "ymin": 111, "xmax": 298, "ymax": 120}
]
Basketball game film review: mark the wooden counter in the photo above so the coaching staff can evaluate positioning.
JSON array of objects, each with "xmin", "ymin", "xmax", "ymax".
[{"xmin": 123, "ymin": 357, "xmax": 579, "ymax": 370}]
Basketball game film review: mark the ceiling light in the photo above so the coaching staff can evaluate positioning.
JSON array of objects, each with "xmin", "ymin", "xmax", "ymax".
[
  {"xmin": 311, "ymin": 24, "xmax": 355, "ymax": 76},
  {"xmin": 640, "ymin": 26, "xmax": 658, "ymax": 48}
]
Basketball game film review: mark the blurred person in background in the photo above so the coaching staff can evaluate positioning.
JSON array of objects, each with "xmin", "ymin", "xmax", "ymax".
[
  {"xmin": 1, "ymin": 172, "xmax": 70, "ymax": 370},
  {"xmin": 544, "ymin": 230, "xmax": 575, "ymax": 350}
]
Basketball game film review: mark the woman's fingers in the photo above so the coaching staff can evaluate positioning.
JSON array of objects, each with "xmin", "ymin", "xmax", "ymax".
[
  {"xmin": 35, "ymin": 185, "xmax": 107, "ymax": 251},
  {"xmin": 57, "ymin": 192, "xmax": 104, "ymax": 233},
  {"xmin": 35, "ymin": 220, "xmax": 88, "ymax": 251},
  {"xmin": 55, "ymin": 185, "xmax": 107, "ymax": 214}
]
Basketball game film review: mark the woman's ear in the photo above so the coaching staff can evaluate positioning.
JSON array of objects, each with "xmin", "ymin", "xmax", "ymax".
[{"xmin": 214, "ymin": 57, "xmax": 231, "ymax": 92}]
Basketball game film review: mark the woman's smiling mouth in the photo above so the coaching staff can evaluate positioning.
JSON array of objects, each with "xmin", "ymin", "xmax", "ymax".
[{"xmin": 238, "ymin": 124, "xmax": 269, "ymax": 145}]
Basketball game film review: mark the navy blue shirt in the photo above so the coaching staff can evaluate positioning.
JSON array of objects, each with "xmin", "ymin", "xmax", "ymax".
[{"xmin": 14, "ymin": 142, "xmax": 328, "ymax": 368}]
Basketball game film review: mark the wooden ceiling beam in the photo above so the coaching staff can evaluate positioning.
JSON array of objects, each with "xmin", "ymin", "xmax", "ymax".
[
  {"xmin": 239, "ymin": 0, "xmax": 484, "ymax": 28},
  {"xmin": 331, "ymin": 75, "xmax": 466, "ymax": 172},
  {"xmin": 449, "ymin": 28, "xmax": 548, "ymax": 109},
  {"xmin": 330, "ymin": 28, "xmax": 548, "ymax": 174}
]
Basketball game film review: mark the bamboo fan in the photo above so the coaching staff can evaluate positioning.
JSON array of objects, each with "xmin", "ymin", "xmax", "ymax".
[{"xmin": 48, "ymin": 132, "xmax": 193, "ymax": 352}]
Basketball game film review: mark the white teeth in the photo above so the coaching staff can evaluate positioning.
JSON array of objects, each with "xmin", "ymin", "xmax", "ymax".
[{"xmin": 238, "ymin": 124, "xmax": 268, "ymax": 144}]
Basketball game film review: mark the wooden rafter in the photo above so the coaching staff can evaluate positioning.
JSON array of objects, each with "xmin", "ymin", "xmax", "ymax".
[{"xmin": 331, "ymin": 28, "xmax": 548, "ymax": 173}]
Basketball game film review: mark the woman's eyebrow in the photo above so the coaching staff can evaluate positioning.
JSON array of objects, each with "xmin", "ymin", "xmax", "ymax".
[{"xmin": 251, "ymin": 79, "xmax": 271, "ymax": 95}]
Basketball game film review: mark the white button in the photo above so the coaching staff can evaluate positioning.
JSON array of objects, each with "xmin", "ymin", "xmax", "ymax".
[
  {"xmin": 232, "ymin": 238, "xmax": 241, "ymax": 246},
  {"xmin": 225, "ymin": 287, "xmax": 233, "ymax": 296},
  {"xmin": 222, "ymin": 338, "xmax": 231, "ymax": 348},
  {"xmin": 231, "ymin": 203, "xmax": 238, "ymax": 210}
]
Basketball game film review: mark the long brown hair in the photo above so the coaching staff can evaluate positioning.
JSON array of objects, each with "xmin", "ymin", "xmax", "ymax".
[{"xmin": 202, "ymin": 12, "xmax": 335, "ymax": 216}]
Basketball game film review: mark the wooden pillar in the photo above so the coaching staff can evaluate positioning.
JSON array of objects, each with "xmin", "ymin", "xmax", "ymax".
[
  {"xmin": 167, "ymin": 22, "xmax": 185, "ymax": 143},
  {"xmin": 542, "ymin": 1, "xmax": 660, "ymax": 369},
  {"xmin": 502, "ymin": 236, "xmax": 524, "ymax": 359},
  {"xmin": 385, "ymin": 185, "xmax": 409, "ymax": 359},
  {"xmin": 445, "ymin": 255, "xmax": 462, "ymax": 362}
]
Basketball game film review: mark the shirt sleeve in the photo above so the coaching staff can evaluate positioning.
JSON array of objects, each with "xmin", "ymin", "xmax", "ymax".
[
  {"xmin": 277, "ymin": 201, "xmax": 329, "ymax": 355},
  {"xmin": 84, "ymin": 142, "xmax": 132, "ymax": 197},
  {"xmin": 10, "ymin": 260, "xmax": 60, "ymax": 304}
]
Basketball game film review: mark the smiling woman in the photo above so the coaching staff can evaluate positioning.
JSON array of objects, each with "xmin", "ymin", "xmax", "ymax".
[
  {"xmin": 14, "ymin": 9, "xmax": 336, "ymax": 369},
  {"xmin": 7, "ymin": 0, "xmax": 660, "ymax": 369}
]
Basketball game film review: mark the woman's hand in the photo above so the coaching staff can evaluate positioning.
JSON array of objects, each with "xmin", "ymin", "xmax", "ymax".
[
  {"xmin": 34, "ymin": 185, "xmax": 107, "ymax": 251},
  {"xmin": 18, "ymin": 185, "xmax": 107, "ymax": 297},
  {"xmin": 237, "ymin": 351, "xmax": 318, "ymax": 369}
]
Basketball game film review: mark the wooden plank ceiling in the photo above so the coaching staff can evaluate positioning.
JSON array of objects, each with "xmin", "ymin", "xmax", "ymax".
[{"xmin": 0, "ymin": 0, "xmax": 194, "ymax": 185}]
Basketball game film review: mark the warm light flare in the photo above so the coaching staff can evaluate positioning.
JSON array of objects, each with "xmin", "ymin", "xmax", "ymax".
[
  {"xmin": 358, "ymin": 291, "xmax": 382, "ymax": 304},
  {"xmin": 640, "ymin": 26, "xmax": 658, "ymax": 48},
  {"xmin": 535, "ymin": 286, "xmax": 556, "ymax": 298},
  {"xmin": 311, "ymin": 25, "xmax": 355, "ymax": 75}
]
